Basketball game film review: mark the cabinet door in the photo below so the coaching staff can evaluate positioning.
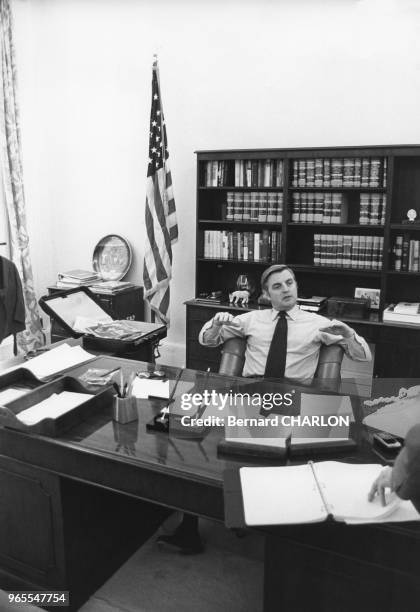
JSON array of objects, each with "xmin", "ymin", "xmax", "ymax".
[
  {"xmin": 97, "ymin": 288, "xmax": 144, "ymax": 321},
  {"xmin": 0, "ymin": 455, "xmax": 66, "ymax": 588}
]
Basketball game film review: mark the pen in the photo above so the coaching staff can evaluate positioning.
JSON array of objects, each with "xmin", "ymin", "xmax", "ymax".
[
  {"xmin": 126, "ymin": 372, "xmax": 136, "ymax": 398},
  {"xmin": 101, "ymin": 366, "xmax": 121, "ymax": 378},
  {"xmin": 113, "ymin": 382, "xmax": 121, "ymax": 398}
]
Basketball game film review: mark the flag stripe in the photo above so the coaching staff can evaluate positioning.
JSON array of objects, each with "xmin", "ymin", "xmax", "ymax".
[{"xmin": 143, "ymin": 59, "xmax": 178, "ymax": 324}]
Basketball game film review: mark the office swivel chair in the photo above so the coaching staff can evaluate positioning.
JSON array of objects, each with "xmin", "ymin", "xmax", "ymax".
[{"xmin": 219, "ymin": 336, "xmax": 344, "ymax": 388}]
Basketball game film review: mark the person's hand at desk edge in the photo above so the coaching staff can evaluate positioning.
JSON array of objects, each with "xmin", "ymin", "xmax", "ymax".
[{"xmin": 368, "ymin": 424, "xmax": 420, "ymax": 511}]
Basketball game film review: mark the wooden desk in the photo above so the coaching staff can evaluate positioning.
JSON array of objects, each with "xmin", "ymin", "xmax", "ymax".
[{"xmin": 0, "ymin": 358, "xmax": 419, "ymax": 611}]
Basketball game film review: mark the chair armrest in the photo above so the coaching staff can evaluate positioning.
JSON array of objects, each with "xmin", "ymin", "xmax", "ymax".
[
  {"xmin": 218, "ymin": 337, "xmax": 246, "ymax": 377},
  {"xmin": 315, "ymin": 344, "xmax": 344, "ymax": 389}
]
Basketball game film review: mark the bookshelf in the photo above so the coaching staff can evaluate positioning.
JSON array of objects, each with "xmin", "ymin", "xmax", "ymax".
[{"xmin": 187, "ymin": 145, "xmax": 420, "ymax": 376}]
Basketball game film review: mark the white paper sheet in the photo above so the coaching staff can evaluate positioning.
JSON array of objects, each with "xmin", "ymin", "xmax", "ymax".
[
  {"xmin": 131, "ymin": 377, "xmax": 170, "ymax": 399},
  {"xmin": 0, "ymin": 386, "xmax": 30, "ymax": 404},
  {"xmin": 240, "ymin": 464, "xmax": 327, "ymax": 526},
  {"xmin": 17, "ymin": 390, "xmax": 93, "ymax": 425},
  {"xmin": 0, "ymin": 344, "xmax": 95, "ymax": 379}
]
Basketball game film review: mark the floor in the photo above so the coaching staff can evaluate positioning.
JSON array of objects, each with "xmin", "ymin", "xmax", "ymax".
[{"xmin": 79, "ymin": 513, "xmax": 264, "ymax": 612}]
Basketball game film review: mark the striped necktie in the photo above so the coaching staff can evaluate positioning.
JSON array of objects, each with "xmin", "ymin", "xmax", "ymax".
[{"xmin": 264, "ymin": 311, "xmax": 288, "ymax": 378}]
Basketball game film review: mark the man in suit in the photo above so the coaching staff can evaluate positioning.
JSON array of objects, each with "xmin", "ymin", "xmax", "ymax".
[
  {"xmin": 199, "ymin": 264, "xmax": 371, "ymax": 379},
  {"xmin": 368, "ymin": 424, "xmax": 420, "ymax": 511}
]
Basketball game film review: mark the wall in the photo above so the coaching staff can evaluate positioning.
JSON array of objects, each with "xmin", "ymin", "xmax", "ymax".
[{"xmin": 10, "ymin": 0, "xmax": 420, "ymax": 364}]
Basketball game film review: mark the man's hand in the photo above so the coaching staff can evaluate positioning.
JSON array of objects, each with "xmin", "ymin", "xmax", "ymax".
[
  {"xmin": 229, "ymin": 290, "xmax": 250, "ymax": 306},
  {"xmin": 212, "ymin": 312, "xmax": 241, "ymax": 328},
  {"xmin": 319, "ymin": 320, "xmax": 354, "ymax": 339},
  {"xmin": 368, "ymin": 466, "xmax": 393, "ymax": 506}
]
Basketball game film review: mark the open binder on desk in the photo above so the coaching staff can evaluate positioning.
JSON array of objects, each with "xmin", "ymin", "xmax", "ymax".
[{"xmin": 224, "ymin": 461, "xmax": 420, "ymax": 528}]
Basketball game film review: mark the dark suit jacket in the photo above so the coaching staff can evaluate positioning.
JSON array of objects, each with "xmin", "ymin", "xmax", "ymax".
[
  {"xmin": 392, "ymin": 424, "xmax": 420, "ymax": 512},
  {"xmin": 0, "ymin": 256, "xmax": 26, "ymax": 345}
]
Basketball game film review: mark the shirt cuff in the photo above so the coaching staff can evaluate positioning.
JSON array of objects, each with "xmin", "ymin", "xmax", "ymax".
[{"xmin": 199, "ymin": 318, "xmax": 223, "ymax": 346}]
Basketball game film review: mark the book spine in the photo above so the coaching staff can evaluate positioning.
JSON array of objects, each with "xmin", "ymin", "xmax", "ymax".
[
  {"xmin": 250, "ymin": 192, "xmax": 259, "ymax": 222},
  {"xmin": 393, "ymin": 235, "xmax": 403, "ymax": 271},
  {"xmin": 401, "ymin": 234, "xmax": 410, "ymax": 271},
  {"xmin": 314, "ymin": 158, "xmax": 323, "ymax": 187},
  {"xmin": 243, "ymin": 193, "xmax": 251, "ymax": 221},
  {"xmin": 307, "ymin": 194, "xmax": 315, "ymax": 223},
  {"xmin": 361, "ymin": 158, "xmax": 370, "ymax": 187},
  {"xmin": 298, "ymin": 160, "xmax": 306, "ymax": 187},
  {"xmin": 258, "ymin": 193, "xmax": 267, "ymax": 222},
  {"xmin": 226, "ymin": 192, "xmax": 234, "ymax": 221},
  {"xmin": 300, "ymin": 193, "xmax": 308, "ymax": 223},
  {"xmin": 359, "ymin": 194, "xmax": 369, "ymax": 225},
  {"xmin": 306, "ymin": 159, "xmax": 315, "ymax": 187},
  {"xmin": 353, "ymin": 158, "xmax": 361, "ymax": 187},
  {"xmin": 267, "ymin": 193, "xmax": 277, "ymax": 222},
  {"xmin": 292, "ymin": 193, "xmax": 300, "ymax": 222},
  {"xmin": 264, "ymin": 159, "xmax": 272, "ymax": 187},
  {"xmin": 254, "ymin": 233, "xmax": 260, "ymax": 262},
  {"xmin": 233, "ymin": 193, "xmax": 243, "ymax": 221},
  {"xmin": 314, "ymin": 234, "xmax": 321, "ymax": 266},
  {"xmin": 323, "ymin": 158, "xmax": 331, "ymax": 187},
  {"xmin": 292, "ymin": 161, "xmax": 298, "ymax": 188},
  {"xmin": 276, "ymin": 160, "xmax": 284, "ymax": 187},
  {"xmin": 276, "ymin": 192, "xmax": 283, "ymax": 223}
]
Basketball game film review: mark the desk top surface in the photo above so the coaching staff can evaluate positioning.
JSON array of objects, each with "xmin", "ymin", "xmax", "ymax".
[{"xmin": 0, "ymin": 355, "xmax": 377, "ymax": 484}]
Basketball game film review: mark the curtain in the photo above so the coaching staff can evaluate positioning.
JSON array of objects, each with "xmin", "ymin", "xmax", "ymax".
[{"xmin": 0, "ymin": 0, "xmax": 44, "ymax": 352}]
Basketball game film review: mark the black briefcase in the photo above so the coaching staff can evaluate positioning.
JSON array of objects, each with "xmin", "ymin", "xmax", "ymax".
[{"xmin": 39, "ymin": 287, "xmax": 166, "ymax": 355}]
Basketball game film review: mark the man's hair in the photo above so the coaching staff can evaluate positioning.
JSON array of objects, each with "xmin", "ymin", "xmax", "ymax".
[{"xmin": 261, "ymin": 265, "xmax": 296, "ymax": 290}]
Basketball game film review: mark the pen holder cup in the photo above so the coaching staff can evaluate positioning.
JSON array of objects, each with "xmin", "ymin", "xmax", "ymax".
[{"xmin": 113, "ymin": 395, "xmax": 138, "ymax": 424}]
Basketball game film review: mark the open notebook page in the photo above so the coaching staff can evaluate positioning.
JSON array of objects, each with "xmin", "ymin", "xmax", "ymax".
[
  {"xmin": 313, "ymin": 461, "xmax": 418, "ymax": 523},
  {"xmin": 239, "ymin": 464, "xmax": 328, "ymax": 526}
]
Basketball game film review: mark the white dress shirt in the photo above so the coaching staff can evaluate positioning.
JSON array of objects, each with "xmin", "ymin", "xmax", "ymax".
[{"xmin": 199, "ymin": 305, "xmax": 371, "ymax": 379}]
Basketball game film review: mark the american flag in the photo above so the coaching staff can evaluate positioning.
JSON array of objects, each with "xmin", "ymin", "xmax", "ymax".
[{"xmin": 143, "ymin": 58, "xmax": 178, "ymax": 324}]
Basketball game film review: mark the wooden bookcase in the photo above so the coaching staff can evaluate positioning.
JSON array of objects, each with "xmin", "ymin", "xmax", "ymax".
[{"xmin": 187, "ymin": 145, "xmax": 420, "ymax": 376}]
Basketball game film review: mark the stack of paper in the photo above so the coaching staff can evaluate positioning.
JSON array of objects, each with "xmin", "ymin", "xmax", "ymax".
[
  {"xmin": 0, "ymin": 344, "xmax": 95, "ymax": 379},
  {"xmin": 131, "ymin": 377, "xmax": 170, "ymax": 399},
  {"xmin": 56, "ymin": 269, "xmax": 101, "ymax": 289},
  {"xmin": 17, "ymin": 391, "xmax": 93, "ymax": 426}
]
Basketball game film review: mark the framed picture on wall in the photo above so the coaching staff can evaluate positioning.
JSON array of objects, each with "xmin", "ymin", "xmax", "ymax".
[{"xmin": 354, "ymin": 287, "xmax": 380, "ymax": 310}]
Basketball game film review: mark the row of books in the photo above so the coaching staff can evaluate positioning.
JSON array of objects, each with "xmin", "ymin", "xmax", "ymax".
[
  {"xmin": 234, "ymin": 159, "xmax": 284, "ymax": 187},
  {"xmin": 202, "ymin": 160, "xmax": 284, "ymax": 187},
  {"xmin": 313, "ymin": 234, "xmax": 384, "ymax": 269},
  {"xmin": 359, "ymin": 193, "xmax": 386, "ymax": 225},
  {"xmin": 392, "ymin": 235, "xmax": 420, "ymax": 272},
  {"xmin": 203, "ymin": 230, "xmax": 282, "ymax": 263},
  {"xmin": 291, "ymin": 193, "xmax": 348, "ymax": 224},
  {"xmin": 291, "ymin": 157, "xmax": 387, "ymax": 188},
  {"xmin": 225, "ymin": 192, "xmax": 283, "ymax": 222},
  {"xmin": 290, "ymin": 192, "xmax": 387, "ymax": 225}
]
